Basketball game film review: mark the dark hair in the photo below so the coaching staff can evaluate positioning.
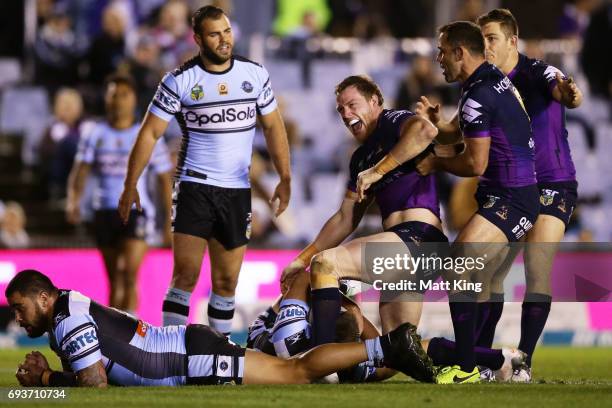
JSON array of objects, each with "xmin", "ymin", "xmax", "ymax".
[
  {"xmin": 334, "ymin": 311, "xmax": 360, "ymax": 343},
  {"xmin": 335, "ymin": 75, "xmax": 384, "ymax": 106},
  {"xmin": 5, "ymin": 270, "xmax": 58, "ymax": 298},
  {"xmin": 477, "ymin": 8, "xmax": 519, "ymax": 39},
  {"xmin": 104, "ymin": 73, "xmax": 137, "ymax": 93},
  {"xmin": 192, "ymin": 5, "xmax": 225, "ymax": 36},
  {"xmin": 438, "ymin": 21, "xmax": 485, "ymax": 57}
]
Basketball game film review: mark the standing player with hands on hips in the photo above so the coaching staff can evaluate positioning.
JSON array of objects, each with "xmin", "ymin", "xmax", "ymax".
[{"xmin": 118, "ymin": 6, "xmax": 291, "ymax": 336}]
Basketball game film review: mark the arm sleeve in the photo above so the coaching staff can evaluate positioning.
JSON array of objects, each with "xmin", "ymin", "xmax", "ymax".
[
  {"xmin": 461, "ymin": 86, "xmax": 493, "ymax": 138},
  {"xmin": 149, "ymin": 137, "xmax": 173, "ymax": 174},
  {"xmin": 74, "ymin": 125, "xmax": 99, "ymax": 164},
  {"xmin": 54, "ymin": 315, "xmax": 102, "ymax": 372},
  {"xmin": 534, "ymin": 60, "xmax": 565, "ymax": 95},
  {"xmin": 256, "ymin": 66, "xmax": 277, "ymax": 116},
  {"xmin": 148, "ymin": 72, "xmax": 182, "ymax": 122}
]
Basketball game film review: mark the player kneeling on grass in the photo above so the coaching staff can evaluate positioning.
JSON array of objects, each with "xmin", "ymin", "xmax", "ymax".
[
  {"xmin": 7, "ymin": 270, "xmax": 434, "ymax": 387},
  {"xmin": 249, "ymin": 270, "xmax": 527, "ymax": 383}
]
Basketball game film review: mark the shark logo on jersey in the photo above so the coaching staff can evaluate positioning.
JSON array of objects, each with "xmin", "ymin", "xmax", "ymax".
[
  {"xmin": 241, "ymin": 81, "xmax": 253, "ymax": 93},
  {"xmin": 461, "ymin": 98, "xmax": 482, "ymax": 123},
  {"xmin": 190, "ymin": 85, "xmax": 204, "ymax": 101}
]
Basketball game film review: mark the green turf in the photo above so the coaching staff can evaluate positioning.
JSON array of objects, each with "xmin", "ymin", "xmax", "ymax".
[{"xmin": 0, "ymin": 347, "xmax": 610, "ymax": 407}]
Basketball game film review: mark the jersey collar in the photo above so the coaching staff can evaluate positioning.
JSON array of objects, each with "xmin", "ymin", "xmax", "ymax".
[{"xmin": 197, "ymin": 55, "xmax": 235, "ymax": 75}]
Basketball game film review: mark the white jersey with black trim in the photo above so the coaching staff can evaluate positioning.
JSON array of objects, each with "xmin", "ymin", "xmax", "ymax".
[{"xmin": 148, "ymin": 55, "xmax": 278, "ymax": 188}]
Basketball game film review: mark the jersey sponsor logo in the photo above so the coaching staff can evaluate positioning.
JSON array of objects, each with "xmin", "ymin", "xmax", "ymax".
[
  {"xmin": 62, "ymin": 328, "xmax": 98, "ymax": 355},
  {"xmin": 183, "ymin": 103, "xmax": 256, "ymax": 130},
  {"xmin": 218, "ymin": 83, "xmax": 229, "ymax": 95},
  {"xmin": 493, "ymin": 76, "xmax": 513, "ymax": 94},
  {"xmin": 543, "ymin": 65, "xmax": 563, "ymax": 82},
  {"xmin": 190, "ymin": 84, "xmax": 204, "ymax": 101},
  {"xmin": 512, "ymin": 216, "xmax": 533, "ymax": 240},
  {"xmin": 461, "ymin": 98, "xmax": 483, "ymax": 124},
  {"xmin": 540, "ymin": 189, "xmax": 559, "ymax": 206},
  {"xmin": 154, "ymin": 86, "xmax": 181, "ymax": 113},
  {"xmin": 241, "ymin": 81, "xmax": 253, "ymax": 93}
]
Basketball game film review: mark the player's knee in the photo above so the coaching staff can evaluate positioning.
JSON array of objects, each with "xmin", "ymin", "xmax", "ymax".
[
  {"xmin": 310, "ymin": 251, "xmax": 339, "ymax": 289},
  {"xmin": 211, "ymin": 274, "xmax": 239, "ymax": 294},
  {"xmin": 172, "ymin": 267, "xmax": 200, "ymax": 291}
]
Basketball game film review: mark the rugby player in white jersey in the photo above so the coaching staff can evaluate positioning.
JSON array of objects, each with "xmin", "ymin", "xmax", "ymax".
[
  {"xmin": 8, "ymin": 270, "xmax": 435, "ymax": 387},
  {"xmin": 118, "ymin": 6, "xmax": 291, "ymax": 336},
  {"xmin": 66, "ymin": 75, "xmax": 173, "ymax": 313}
]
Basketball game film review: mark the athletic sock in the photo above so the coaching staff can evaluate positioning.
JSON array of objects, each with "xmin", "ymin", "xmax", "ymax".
[
  {"xmin": 518, "ymin": 293, "xmax": 552, "ymax": 366},
  {"xmin": 365, "ymin": 337, "xmax": 385, "ymax": 367},
  {"xmin": 162, "ymin": 287, "xmax": 191, "ymax": 326},
  {"xmin": 207, "ymin": 292, "xmax": 235, "ymax": 337},
  {"xmin": 449, "ymin": 291, "xmax": 478, "ymax": 372},
  {"xmin": 476, "ymin": 292, "xmax": 505, "ymax": 348},
  {"xmin": 427, "ymin": 337, "xmax": 505, "ymax": 370},
  {"xmin": 311, "ymin": 287, "xmax": 341, "ymax": 345}
]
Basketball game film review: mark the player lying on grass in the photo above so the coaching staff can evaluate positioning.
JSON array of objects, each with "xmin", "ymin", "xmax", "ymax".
[
  {"xmin": 7, "ymin": 269, "xmax": 434, "ymax": 387},
  {"xmin": 249, "ymin": 270, "xmax": 527, "ymax": 383}
]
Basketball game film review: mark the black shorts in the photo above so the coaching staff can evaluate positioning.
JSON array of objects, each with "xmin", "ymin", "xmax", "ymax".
[
  {"xmin": 537, "ymin": 181, "xmax": 578, "ymax": 226},
  {"xmin": 386, "ymin": 221, "xmax": 450, "ymax": 293},
  {"xmin": 476, "ymin": 184, "xmax": 540, "ymax": 242},
  {"xmin": 185, "ymin": 324, "xmax": 246, "ymax": 385},
  {"xmin": 93, "ymin": 209, "xmax": 147, "ymax": 247},
  {"xmin": 172, "ymin": 181, "xmax": 251, "ymax": 249}
]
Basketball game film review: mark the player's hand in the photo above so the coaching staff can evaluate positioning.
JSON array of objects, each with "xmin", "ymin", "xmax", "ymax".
[
  {"xmin": 356, "ymin": 168, "xmax": 382, "ymax": 202},
  {"xmin": 270, "ymin": 179, "xmax": 291, "ymax": 217},
  {"xmin": 280, "ymin": 259, "xmax": 306, "ymax": 295},
  {"xmin": 556, "ymin": 72, "xmax": 582, "ymax": 107},
  {"xmin": 118, "ymin": 185, "xmax": 142, "ymax": 224},
  {"xmin": 415, "ymin": 96, "xmax": 441, "ymax": 125},
  {"xmin": 416, "ymin": 153, "xmax": 437, "ymax": 176},
  {"xmin": 65, "ymin": 199, "xmax": 81, "ymax": 225},
  {"xmin": 16, "ymin": 351, "xmax": 49, "ymax": 386}
]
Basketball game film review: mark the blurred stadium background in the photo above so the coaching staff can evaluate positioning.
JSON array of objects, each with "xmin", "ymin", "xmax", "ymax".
[{"xmin": 0, "ymin": 0, "xmax": 610, "ymax": 351}]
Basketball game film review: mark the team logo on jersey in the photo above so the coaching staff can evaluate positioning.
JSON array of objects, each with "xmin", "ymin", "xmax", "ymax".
[
  {"xmin": 219, "ymin": 361, "xmax": 229, "ymax": 371},
  {"xmin": 241, "ymin": 81, "xmax": 253, "ymax": 93},
  {"xmin": 483, "ymin": 195, "xmax": 500, "ymax": 209},
  {"xmin": 54, "ymin": 313, "xmax": 67, "ymax": 326},
  {"xmin": 136, "ymin": 320, "xmax": 148, "ymax": 337},
  {"xmin": 540, "ymin": 189, "xmax": 558, "ymax": 206},
  {"xmin": 496, "ymin": 205, "xmax": 508, "ymax": 220},
  {"xmin": 190, "ymin": 84, "xmax": 204, "ymax": 101},
  {"xmin": 557, "ymin": 198, "xmax": 567, "ymax": 213},
  {"xmin": 245, "ymin": 212, "xmax": 252, "ymax": 239},
  {"xmin": 218, "ymin": 83, "xmax": 229, "ymax": 95}
]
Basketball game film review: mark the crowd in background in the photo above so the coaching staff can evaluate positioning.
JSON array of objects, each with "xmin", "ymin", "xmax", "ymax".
[{"xmin": 0, "ymin": 0, "xmax": 610, "ymax": 248}]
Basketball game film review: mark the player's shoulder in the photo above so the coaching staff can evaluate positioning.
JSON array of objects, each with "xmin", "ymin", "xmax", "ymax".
[
  {"xmin": 52, "ymin": 290, "xmax": 92, "ymax": 329},
  {"xmin": 233, "ymin": 55, "xmax": 270, "ymax": 82},
  {"xmin": 233, "ymin": 54, "xmax": 264, "ymax": 68},
  {"xmin": 170, "ymin": 55, "xmax": 201, "ymax": 78},
  {"xmin": 380, "ymin": 109, "xmax": 414, "ymax": 124}
]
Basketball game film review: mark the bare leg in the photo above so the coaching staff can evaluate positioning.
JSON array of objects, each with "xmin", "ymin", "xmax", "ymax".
[
  {"xmin": 119, "ymin": 238, "xmax": 148, "ymax": 312},
  {"xmin": 243, "ymin": 344, "xmax": 368, "ymax": 384},
  {"xmin": 99, "ymin": 247, "xmax": 121, "ymax": 308},
  {"xmin": 379, "ymin": 301, "xmax": 422, "ymax": 333}
]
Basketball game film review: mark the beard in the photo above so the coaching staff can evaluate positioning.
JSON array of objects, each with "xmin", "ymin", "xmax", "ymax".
[
  {"xmin": 26, "ymin": 304, "xmax": 47, "ymax": 338},
  {"xmin": 201, "ymin": 42, "xmax": 232, "ymax": 65}
]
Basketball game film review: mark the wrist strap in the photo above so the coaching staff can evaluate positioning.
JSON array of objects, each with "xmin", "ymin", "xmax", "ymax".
[{"xmin": 373, "ymin": 154, "xmax": 401, "ymax": 176}]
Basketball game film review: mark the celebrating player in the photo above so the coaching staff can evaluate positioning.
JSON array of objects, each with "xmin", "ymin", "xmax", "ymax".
[
  {"xmin": 281, "ymin": 75, "xmax": 447, "ymax": 348},
  {"xmin": 117, "ymin": 6, "xmax": 291, "ymax": 336},
  {"xmin": 416, "ymin": 21, "xmax": 538, "ymax": 383},
  {"xmin": 474, "ymin": 9, "xmax": 581, "ymax": 381},
  {"xmin": 8, "ymin": 270, "xmax": 435, "ymax": 387},
  {"xmin": 66, "ymin": 75, "xmax": 173, "ymax": 313}
]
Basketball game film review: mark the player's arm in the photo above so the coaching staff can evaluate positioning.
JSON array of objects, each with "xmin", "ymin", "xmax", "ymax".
[
  {"xmin": 66, "ymin": 161, "xmax": 92, "ymax": 224},
  {"xmin": 356, "ymin": 115, "xmax": 438, "ymax": 201},
  {"xmin": 259, "ymin": 108, "xmax": 291, "ymax": 216},
  {"xmin": 281, "ymin": 192, "xmax": 373, "ymax": 291},
  {"xmin": 551, "ymin": 72, "xmax": 583, "ymax": 109},
  {"xmin": 415, "ymin": 96, "xmax": 461, "ymax": 144},
  {"xmin": 424, "ymin": 137, "xmax": 490, "ymax": 177}
]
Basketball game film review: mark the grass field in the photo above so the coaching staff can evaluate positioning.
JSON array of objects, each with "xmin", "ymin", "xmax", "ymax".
[{"xmin": 0, "ymin": 347, "xmax": 610, "ymax": 407}]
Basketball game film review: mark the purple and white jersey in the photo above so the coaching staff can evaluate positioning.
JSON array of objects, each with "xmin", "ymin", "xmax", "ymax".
[
  {"xmin": 347, "ymin": 109, "xmax": 440, "ymax": 220},
  {"xmin": 148, "ymin": 55, "xmax": 277, "ymax": 188},
  {"xmin": 508, "ymin": 54, "xmax": 576, "ymax": 183},
  {"xmin": 459, "ymin": 62, "xmax": 536, "ymax": 187}
]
